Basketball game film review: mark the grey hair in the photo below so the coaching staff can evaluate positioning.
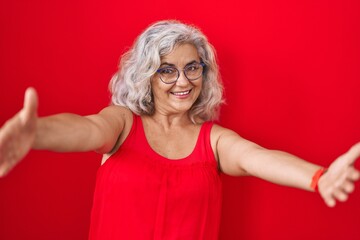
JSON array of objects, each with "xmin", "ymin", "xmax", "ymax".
[{"xmin": 109, "ymin": 20, "xmax": 224, "ymax": 123}]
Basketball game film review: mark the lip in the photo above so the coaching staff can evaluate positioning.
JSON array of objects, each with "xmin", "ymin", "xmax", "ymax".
[{"xmin": 170, "ymin": 89, "xmax": 192, "ymax": 98}]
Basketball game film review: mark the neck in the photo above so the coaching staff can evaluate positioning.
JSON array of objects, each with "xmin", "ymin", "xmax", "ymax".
[{"xmin": 146, "ymin": 110, "xmax": 194, "ymax": 130}]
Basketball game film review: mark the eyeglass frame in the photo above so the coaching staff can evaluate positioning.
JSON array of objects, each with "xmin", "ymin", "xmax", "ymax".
[{"xmin": 155, "ymin": 62, "xmax": 206, "ymax": 84}]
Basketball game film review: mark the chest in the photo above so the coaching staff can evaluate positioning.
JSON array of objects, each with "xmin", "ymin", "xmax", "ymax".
[{"xmin": 143, "ymin": 124, "xmax": 201, "ymax": 160}]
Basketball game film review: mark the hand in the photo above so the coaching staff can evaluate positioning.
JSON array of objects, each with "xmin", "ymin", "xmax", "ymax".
[
  {"xmin": 318, "ymin": 142, "xmax": 360, "ymax": 207},
  {"xmin": 0, "ymin": 88, "xmax": 38, "ymax": 177}
]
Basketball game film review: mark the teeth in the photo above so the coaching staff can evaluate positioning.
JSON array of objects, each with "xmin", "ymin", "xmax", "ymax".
[{"xmin": 172, "ymin": 90, "xmax": 190, "ymax": 96}]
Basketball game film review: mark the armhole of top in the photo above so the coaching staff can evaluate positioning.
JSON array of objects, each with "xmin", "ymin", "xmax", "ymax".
[
  {"xmin": 205, "ymin": 122, "xmax": 223, "ymax": 173},
  {"xmin": 103, "ymin": 112, "xmax": 136, "ymax": 159}
]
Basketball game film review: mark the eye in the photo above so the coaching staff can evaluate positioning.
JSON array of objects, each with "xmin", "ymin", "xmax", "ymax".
[
  {"xmin": 186, "ymin": 64, "xmax": 200, "ymax": 72},
  {"xmin": 158, "ymin": 67, "xmax": 176, "ymax": 75}
]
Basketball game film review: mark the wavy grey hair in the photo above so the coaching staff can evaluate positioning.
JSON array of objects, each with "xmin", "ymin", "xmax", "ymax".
[{"xmin": 110, "ymin": 20, "xmax": 224, "ymax": 123}]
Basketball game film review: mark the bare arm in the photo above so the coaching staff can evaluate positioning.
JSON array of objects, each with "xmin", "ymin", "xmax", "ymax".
[
  {"xmin": 0, "ymin": 88, "xmax": 131, "ymax": 177},
  {"xmin": 34, "ymin": 107, "xmax": 129, "ymax": 153},
  {"xmin": 213, "ymin": 125, "xmax": 360, "ymax": 206}
]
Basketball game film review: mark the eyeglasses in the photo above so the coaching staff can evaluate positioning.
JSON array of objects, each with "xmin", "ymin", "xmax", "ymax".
[{"xmin": 156, "ymin": 62, "xmax": 206, "ymax": 84}]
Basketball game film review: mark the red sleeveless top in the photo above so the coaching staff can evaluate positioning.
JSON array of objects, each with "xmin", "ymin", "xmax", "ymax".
[{"xmin": 89, "ymin": 114, "xmax": 222, "ymax": 240}]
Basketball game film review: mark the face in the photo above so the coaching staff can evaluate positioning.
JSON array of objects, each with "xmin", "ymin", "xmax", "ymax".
[{"xmin": 151, "ymin": 43, "xmax": 203, "ymax": 116}]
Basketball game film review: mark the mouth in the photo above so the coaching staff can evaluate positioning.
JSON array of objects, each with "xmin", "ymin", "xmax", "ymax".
[{"xmin": 170, "ymin": 89, "xmax": 192, "ymax": 96}]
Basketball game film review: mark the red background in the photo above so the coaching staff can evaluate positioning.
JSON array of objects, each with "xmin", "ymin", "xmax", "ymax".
[{"xmin": 1, "ymin": 0, "xmax": 360, "ymax": 239}]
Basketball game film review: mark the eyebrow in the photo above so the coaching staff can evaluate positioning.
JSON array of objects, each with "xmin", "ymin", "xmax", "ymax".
[{"xmin": 160, "ymin": 60, "xmax": 199, "ymax": 68}]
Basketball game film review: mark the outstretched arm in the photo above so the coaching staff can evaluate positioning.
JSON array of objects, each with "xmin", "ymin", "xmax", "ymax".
[
  {"xmin": 213, "ymin": 125, "xmax": 360, "ymax": 207},
  {"xmin": 0, "ymin": 88, "xmax": 131, "ymax": 177}
]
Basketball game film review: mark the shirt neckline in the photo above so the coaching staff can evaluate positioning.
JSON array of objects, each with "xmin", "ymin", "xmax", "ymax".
[{"xmin": 138, "ymin": 115, "xmax": 205, "ymax": 162}]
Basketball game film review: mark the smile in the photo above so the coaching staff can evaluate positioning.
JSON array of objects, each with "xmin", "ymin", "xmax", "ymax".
[{"xmin": 170, "ymin": 89, "xmax": 192, "ymax": 96}]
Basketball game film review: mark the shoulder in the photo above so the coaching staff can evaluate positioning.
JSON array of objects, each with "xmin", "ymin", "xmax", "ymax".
[
  {"xmin": 99, "ymin": 105, "xmax": 133, "ymax": 119},
  {"xmin": 210, "ymin": 124, "xmax": 244, "ymax": 151},
  {"xmin": 209, "ymin": 123, "xmax": 239, "ymax": 161},
  {"xmin": 210, "ymin": 124, "xmax": 239, "ymax": 142},
  {"xmin": 210, "ymin": 124, "xmax": 256, "ymax": 176},
  {"xmin": 97, "ymin": 105, "xmax": 133, "ymax": 127},
  {"xmin": 99, "ymin": 106, "xmax": 135, "ymax": 162},
  {"xmin": 100, "ymin": 105, "xmax": 135, "ymax": 135},
  {"xmin": 211, "ymin": 123, "xmax": 258, "ymax": 154}
]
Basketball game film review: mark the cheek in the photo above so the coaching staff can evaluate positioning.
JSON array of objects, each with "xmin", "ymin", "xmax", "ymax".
[
  {"xmin": 195, "ymin": 80, "xmax": 204, "ymax": 97},
  {"xmin": 151, "ymin": 80, "xmax": 172, "ymax": 97},
  {"xmin": 195, "ymin": 78, "xmax": 203, "ymax": 90}
]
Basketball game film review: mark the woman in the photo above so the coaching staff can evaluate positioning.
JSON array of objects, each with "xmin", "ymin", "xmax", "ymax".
[{"xmin": 0, "ymin": 20, "xmax": 359, "ymax": 239}]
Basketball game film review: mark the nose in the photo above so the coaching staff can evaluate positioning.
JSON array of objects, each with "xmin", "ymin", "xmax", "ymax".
[{"xmin": 176, "ymin": 70, "xmax": 189, "ymax": 86}]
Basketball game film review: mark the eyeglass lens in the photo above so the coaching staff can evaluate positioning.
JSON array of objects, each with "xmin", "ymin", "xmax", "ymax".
[{"xmin": 157, "ymin": 63, "xmax": 204, "ymax": 84}]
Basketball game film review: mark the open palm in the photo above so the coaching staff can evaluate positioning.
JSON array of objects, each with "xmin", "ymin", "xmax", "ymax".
[
  {"xmin": 318, "ymin": 142, "xmax": 360, "ymax": 207},
  {"xmin": 0, "ymin": 88, "xmax": 38, "ymax": 177}
]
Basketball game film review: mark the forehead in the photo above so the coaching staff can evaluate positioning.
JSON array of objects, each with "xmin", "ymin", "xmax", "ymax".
[{"xmin": 161, "ymin": 43, "xmax": 200, "ymax": 65}]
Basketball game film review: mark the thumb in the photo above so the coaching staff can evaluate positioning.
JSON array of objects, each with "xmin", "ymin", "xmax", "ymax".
[
  {"xmin": 343, "ymin": 142, "xmax": 360, "ymax": 165},
  {"xmin": 20, "ymin": 87, "xmax": 38, "ymax": 124}
]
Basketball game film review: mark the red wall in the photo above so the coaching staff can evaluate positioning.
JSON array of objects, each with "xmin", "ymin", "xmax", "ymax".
[{"xmin": 1, "ymin": 0, "xmax": 359, "ymax": 239}]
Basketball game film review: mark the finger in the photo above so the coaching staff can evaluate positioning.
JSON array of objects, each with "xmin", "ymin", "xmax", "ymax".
[
  {"xmin": 332, "ymin": 188, "xmax": 348, "ymax": 202},
  {"xmin": 342, "ymin": 180, "xmax": 355, "ymax": 194},
  {"xmin": 0, "ymin": 162, "xmax": 10, "ymax": 178},
  {"xmin": 324, "ymin": 195, "xmax": 336, "ymax": 208},
  {"xmin": 347, "ymin": 168, "xmax": 360, "ymax": 181},
  {"xmin": 319, "ymin": 185, "xmax": 336, "ymax": 207},
  {"xmin": 343, "ymin": 142, "xmax": 360, "ymax": 165},
  {"xmin": 0, "ymin": 166, "xmax": 7, "ymax": 177},
  {"xmin": 20, "ymin": 87, "xmax": 38, "ymax": 124}
]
